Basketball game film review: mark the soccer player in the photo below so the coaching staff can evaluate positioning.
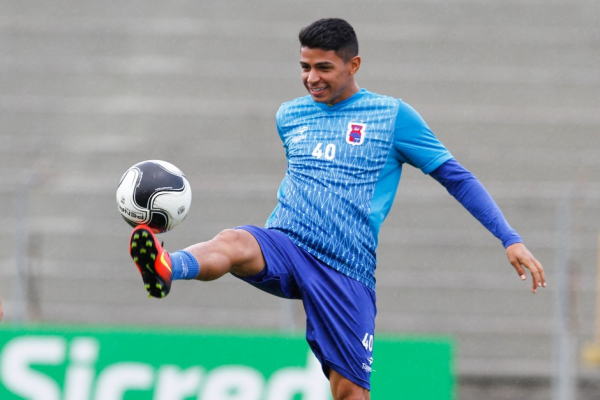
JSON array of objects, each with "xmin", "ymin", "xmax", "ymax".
[{"xmin": 129, "ymin": 18, "xmax": 546, "ymax": 400}]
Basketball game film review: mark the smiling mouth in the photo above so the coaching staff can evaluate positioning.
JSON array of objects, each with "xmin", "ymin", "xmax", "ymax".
[{"xmin": 309, "ymin": 87, "xmax": 327, "ymax": 93}]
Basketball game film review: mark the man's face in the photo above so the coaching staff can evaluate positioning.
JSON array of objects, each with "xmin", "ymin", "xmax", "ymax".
[{"xmin": 300, "ymin": 47, "xmax": 360, "ymax": 105}]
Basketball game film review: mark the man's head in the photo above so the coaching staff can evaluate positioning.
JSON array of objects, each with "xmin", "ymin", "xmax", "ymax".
[
  {"xmin": 299, "ymin": 18, "xmax": 359, "ymax": 63},
  {"xmin": 298, "ymin": 18, "xmax": 361, "ymax": 105}
]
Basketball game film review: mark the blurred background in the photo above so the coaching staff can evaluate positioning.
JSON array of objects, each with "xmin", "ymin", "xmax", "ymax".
[{"xmin": 1, "ymin": 0, "xmax": 599, "ymax": 398}]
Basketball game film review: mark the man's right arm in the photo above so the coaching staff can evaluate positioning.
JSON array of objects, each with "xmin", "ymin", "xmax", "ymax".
[{"xmin": 430, "ymin": 159, "xmax": 546, "ymax": 293}]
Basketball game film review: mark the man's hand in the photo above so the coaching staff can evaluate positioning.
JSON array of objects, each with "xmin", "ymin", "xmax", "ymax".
[{"xmin": 506, "ymin": 243, "xmax": 546, "ymax": 294}]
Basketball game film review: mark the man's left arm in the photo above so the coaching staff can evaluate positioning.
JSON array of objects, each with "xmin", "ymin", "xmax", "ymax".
[{"xmin": 430, "ymin": 159, "xmax": 546, "ymax": 294}]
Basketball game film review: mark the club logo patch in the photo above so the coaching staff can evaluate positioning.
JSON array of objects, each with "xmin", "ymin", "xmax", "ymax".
[{"xmin": 346, "ymin": 122, "xmax": 366, "ymax": 146}]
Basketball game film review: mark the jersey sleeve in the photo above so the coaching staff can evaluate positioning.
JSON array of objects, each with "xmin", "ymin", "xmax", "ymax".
[
  {"xmin": 275, "ymin": 104, "xmax": 286, "ymax": 143},
  {"xmin": 275, "ymin": 103, "xmax": 292, "ymax": 160},
  {"xmin": 430, "ymin": 159, "xmax": 523, "ymax": 248},
  {"xmin": 393, "ymin": 101, "xmax": 453, "ymax": 174}
]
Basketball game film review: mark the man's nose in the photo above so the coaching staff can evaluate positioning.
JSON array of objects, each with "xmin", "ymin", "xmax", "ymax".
[{"xmin": 306, "ymin": 69, "xmax": 320, "ymax": 84}]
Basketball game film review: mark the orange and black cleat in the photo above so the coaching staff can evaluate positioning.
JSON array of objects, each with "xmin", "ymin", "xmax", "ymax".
[{"xmin": 129, "ymin": 225, "xmax": 173, "ymax": 298}]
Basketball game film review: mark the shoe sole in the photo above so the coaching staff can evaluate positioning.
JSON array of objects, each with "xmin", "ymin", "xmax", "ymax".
[{"xmin": 130, "ymin": 228, "xmax": 169, "ymax": 298}]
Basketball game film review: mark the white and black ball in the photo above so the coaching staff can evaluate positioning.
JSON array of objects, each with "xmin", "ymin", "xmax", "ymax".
[{"xmin": 116, "ymin": 160, "xmax": 192, "ymax": 233}]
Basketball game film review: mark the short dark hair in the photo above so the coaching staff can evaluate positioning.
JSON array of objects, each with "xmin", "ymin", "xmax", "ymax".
[{"xmin": 298, "ymin": 18, "xmax": 359, "ymax": 62}]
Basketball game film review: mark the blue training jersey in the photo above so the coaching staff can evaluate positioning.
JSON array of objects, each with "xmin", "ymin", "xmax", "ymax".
[{"xmin": 265, "ymin": 88, "xmax": 453, "ymax": 290}]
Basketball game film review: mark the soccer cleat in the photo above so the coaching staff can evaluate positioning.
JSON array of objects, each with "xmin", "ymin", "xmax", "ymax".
[{"xmin": 129, "ymin": 225, "xmax": 173, "ymax": 298}]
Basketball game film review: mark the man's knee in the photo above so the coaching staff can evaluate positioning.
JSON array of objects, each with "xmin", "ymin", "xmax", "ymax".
[
  {"xmin": 333, "ymin": 389, "xmax": 370, "ymax": 400},
  {"xmin": 329, "ymin": 370, "xmax": 370, "ymax": 400},
  {"xmin": 213, "ymin": 228, "xmax": 251, "ymax": 251},
  {"xmin": 212, "ymin": 229, "xmax": 243, "ymax": 247},
  {"xmin": 212, "ymin": 229, "xmax": 264, "ymax": 276}
]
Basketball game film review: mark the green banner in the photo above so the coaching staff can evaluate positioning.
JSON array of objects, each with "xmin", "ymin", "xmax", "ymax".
[{"xmin": 0, "ymin": 325, "xmax": 454, "ymax": 399}]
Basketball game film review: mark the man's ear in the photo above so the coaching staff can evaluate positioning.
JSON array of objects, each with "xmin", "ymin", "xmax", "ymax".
[{"xmin": 348, "ymin": 56, "xmax": 361, "ymax": 75}]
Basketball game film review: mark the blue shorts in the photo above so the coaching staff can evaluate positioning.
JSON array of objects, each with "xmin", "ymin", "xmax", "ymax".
[{"xmin": 234, "ymin": 225, "xmax": 377, "ymax": 390}]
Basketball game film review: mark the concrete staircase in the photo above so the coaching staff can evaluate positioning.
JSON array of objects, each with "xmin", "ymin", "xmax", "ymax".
[{"xmin": 2, "ymin": 0, "xmax": 600, "ymax": 397}]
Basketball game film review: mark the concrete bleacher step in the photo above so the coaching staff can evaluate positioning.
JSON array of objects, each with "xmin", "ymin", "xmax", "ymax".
[{"xmin": 1, "ymin": 2, "xmax": 599, "ymax": 394}]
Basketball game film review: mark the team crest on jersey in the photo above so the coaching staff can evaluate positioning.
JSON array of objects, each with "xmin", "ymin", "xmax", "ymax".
[{"xmin": 346, "ymin": 122, "xmax": 366, "ymax": 146}]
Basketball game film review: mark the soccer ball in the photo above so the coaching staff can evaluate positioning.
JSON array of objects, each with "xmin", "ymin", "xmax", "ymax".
[{"xmin": 116, "ymin": 160, "xmax": 192, "ymax": 233}]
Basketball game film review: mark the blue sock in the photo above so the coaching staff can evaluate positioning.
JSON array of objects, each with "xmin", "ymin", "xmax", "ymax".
[{"xmin": 169, "ymin": 250, "xmax": 200, "ymax": 280}]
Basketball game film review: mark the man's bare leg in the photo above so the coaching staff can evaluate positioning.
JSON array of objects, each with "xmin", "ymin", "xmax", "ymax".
[
  {"xmin": 184, "ymin": 228, "xmax": 266, "ymax": 280},
  {"xmin": 329, "ymin": 370, "xmax": 370, "ymax": 400}
]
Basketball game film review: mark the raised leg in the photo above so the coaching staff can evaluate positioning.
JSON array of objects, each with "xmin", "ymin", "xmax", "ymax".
[{"xmin": 184, "ymin": 228, "xmax": 266, "ymax": 281}]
